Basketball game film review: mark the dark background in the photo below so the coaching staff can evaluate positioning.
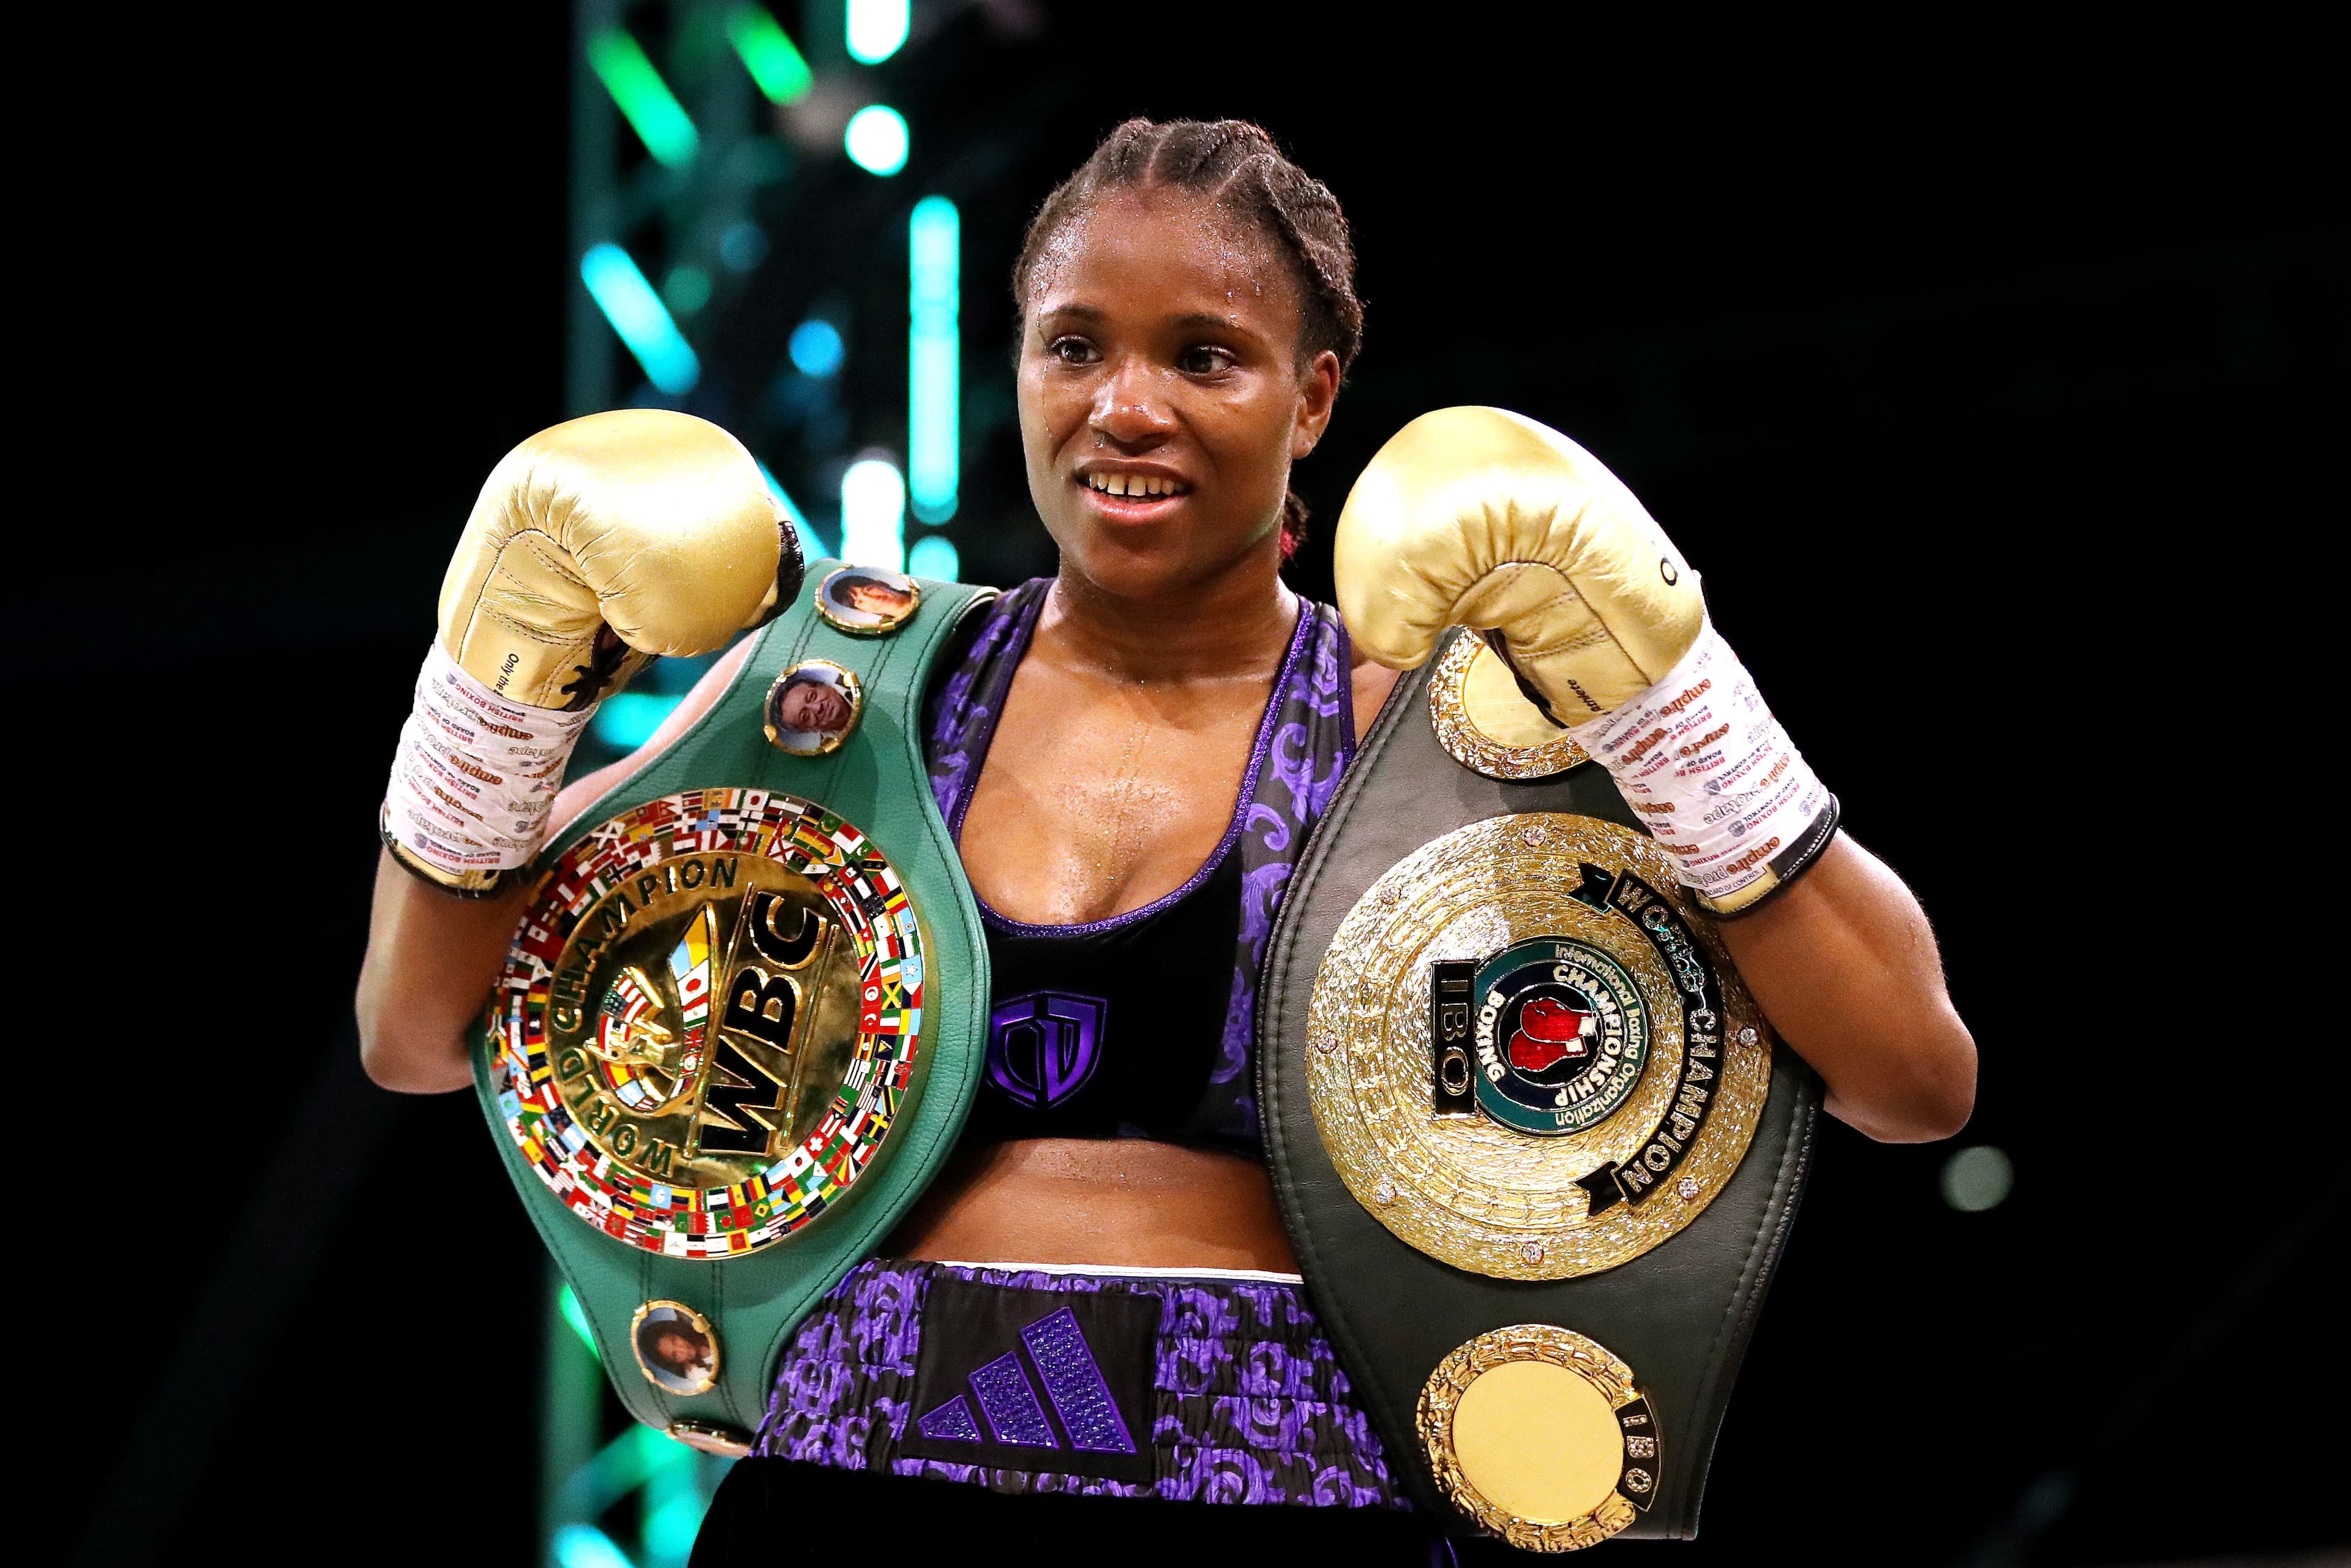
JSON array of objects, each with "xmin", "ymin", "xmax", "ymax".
[{"xmin": 39, "ymin": 5, "xmax": 2343, "ymax": 1564}]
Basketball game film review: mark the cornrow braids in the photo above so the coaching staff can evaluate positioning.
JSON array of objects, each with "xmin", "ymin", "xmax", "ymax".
[{"xmin": 1013, "ymin": 118, "xmax": 1364, "ymax": 561}]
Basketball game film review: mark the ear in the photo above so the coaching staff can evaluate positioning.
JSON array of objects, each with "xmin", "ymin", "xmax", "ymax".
[{"xmin": 1291, "ymin": 350, "xmax": 1342, "ymax": 459}]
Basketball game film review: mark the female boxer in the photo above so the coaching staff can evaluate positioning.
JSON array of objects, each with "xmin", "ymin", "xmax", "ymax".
[{"xmin": 358, "ymin": 120, "xmax": 1974, "ymax": 1559}]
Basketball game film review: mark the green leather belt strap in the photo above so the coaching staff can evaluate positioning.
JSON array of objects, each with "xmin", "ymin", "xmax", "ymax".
[
  {"xmin": 471, "ymin": 563, "xmax": 995, "ymax": 1440},
  {"xmin": 1259, "ymin": 629, "xmax": 1820, "ymax": 1541}
]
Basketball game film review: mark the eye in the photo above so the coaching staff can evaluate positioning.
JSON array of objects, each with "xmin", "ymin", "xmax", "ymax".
[
  {"xmin": 1046, "ymin": 335, "xmax": 1099, "ymax": 366},
  {"xmin": 1177, "ymin": 343, "xmax": 1237, "ymax": 375}
]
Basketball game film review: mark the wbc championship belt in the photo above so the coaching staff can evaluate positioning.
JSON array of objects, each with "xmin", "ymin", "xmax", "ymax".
[
  {"xmin": 471, "ymin": 564, "xmax": 994, "ymax": 1453},
  {"xmin": 1262, "ymin": 629, "xmax": 1819, "ymax": 1550}
]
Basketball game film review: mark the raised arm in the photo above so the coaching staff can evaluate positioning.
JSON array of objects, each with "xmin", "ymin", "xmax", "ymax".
[
  {"xmin": 358, "ymin": 643, "xmax": 755, "ymax": 1091},
  {"xmin": 1335, "ymin": 405, "xmax": 1974, "ymax": 1141},
  {"xmin": 354, "ymin": 408, "xmax": 793, "ymax": 1092}
]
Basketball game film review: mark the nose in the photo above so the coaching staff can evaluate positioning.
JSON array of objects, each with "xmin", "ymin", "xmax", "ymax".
[{"xmin": 1087, "ymin": 354, "xmax": 1177, "ymax": 450}]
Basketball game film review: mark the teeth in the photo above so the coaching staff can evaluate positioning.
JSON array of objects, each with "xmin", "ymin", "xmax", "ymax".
[{"xmin": 1086, "ymin": 473, "xmax": 1185, "ymax": 498}]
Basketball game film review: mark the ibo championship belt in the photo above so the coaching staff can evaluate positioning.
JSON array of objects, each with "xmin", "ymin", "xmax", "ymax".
[
  {"xmin": 473, "ymin": 565, "xmax": 994, "ymax": 1452},
  {"xmin": 1262, "ymin": 629, "xmax": 1819, "ymax": 1550}
]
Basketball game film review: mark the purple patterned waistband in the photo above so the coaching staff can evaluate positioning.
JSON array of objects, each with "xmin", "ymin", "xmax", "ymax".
[{"xmin": 753, "ymin": 1258, "xmax": 1402, "ymax": 1509}]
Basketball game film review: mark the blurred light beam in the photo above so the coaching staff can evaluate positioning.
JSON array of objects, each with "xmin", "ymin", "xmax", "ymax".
[
  {"xmin": 581, "ymin": 244, "xmax": 700, "ymax": 394},
  {"xmin": 724, "ymin": 6, "xmax": 813, "ymax": 103},
  {"xmin": 844, "ymin": 105, "xmax": 908, "ymax": 176},
  {"xmin": 789, "ymin": 318, "xmax": 844, "ymax": 378},
  {"xmin": 908, "ymin": 196, "xmax": 959, "ymax": 523},
  {"xmin": 907, "ymin": 535, "xmax": 959, "ymax": 580},
  {"xmin": 553, "ymin": 1523, "xmax": 639, "ymax": 1568},
  {"xmin": 556, "ymin": 1284, "xmax": 600, "ymax": 1362},
  {"xmin": 841, "ymin": 458, "xmax": 906, "ymax": 570},
  {"xmin": 593, "ymin": 692, "xmax": 678, "ymax": 751},
  {"xmin": 586, "ymin": 29, "xmax": 699, "ymax": 168},
  {"xmin": 846, "ymin": 0, "xmax": 910, "ymax": 63},
  {"xmin": 1941, "ymin": 1145, "xmax": 2014, "ymax": 1212},
  {"xmin": 758, "ymin": 461, "xmax": 830, "ymax": 563}
]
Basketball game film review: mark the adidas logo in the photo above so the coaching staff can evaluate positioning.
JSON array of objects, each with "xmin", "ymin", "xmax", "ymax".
[{"xmin": 913, "ymin": 1305, "xmax": 1138, "ymax": 1456}]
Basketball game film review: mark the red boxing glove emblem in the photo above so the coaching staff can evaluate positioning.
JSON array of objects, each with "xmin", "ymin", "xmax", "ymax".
[{"xmin": 1509, "ymin": 996, "xmax": 1596, "ymax": 1074}]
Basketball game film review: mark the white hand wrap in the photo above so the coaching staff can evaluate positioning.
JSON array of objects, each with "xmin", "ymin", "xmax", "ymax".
[
  {"xmin": 383, "ymin": 642, "xmax": 596, "ymax": 879},
  {"xmin": 1567, "ymin": 623, "xmax": 1838, "ymax": 915}
]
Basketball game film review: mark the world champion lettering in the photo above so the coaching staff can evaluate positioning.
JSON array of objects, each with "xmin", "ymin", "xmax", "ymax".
[{"xmin": 1565, "ymin": 863, "xmax": 1728, "ymax": 1214}]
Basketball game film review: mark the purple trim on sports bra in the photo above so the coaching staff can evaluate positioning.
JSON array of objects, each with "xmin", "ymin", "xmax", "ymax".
[{"xmin": 948, "ymin": 588, "xmax": 1314, "ymax": 940}]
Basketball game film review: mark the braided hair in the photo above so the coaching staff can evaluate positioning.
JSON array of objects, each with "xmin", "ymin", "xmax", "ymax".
[{"xmin": 1012, "ymin": 118, "xmax": 1364, "ymax": 561}]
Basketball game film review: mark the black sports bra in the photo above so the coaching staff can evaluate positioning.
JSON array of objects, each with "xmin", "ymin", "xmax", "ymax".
[{"xmin": 923, "ymin": 580, "xmax": 1359, "ymax": 1151}]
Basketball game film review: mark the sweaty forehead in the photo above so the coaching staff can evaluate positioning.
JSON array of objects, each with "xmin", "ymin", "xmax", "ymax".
[{"xmin": 1026, "ymin": 188, "xmax": 1297, "ymax": 326}]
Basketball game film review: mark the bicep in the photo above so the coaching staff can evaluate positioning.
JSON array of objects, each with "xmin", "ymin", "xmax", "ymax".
[{"xmin": 1349, "ymin": 657, "xmax": 1402, "ymax": 738}]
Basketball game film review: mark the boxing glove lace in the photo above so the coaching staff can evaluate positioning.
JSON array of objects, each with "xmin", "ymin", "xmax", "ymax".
[
  {"xmin": 381, "ymin": 410, "xmax": 800, "ymax": 895},
  {"xmin": 1334, "ymin": 406, "xmax": 1836, "ymax": 916}
]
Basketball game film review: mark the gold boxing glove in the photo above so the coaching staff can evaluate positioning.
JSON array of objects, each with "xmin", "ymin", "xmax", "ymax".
[
  {"xmin": 1334, "ymin": 407, "xmax": 1836, "ymax": 916},
  {"xmin": 440, "ymin": 408, "xmax": 795, "ymax": 708},
  {"xmin": 383, "ymin": 410, "xmax": 801, "ymax": 895},
  {"xmin": 1333, "ymin": 406, "xmax": 1702, "ymax": 722}
]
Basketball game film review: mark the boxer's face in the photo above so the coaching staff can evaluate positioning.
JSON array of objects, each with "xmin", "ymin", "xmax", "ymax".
[
  {"xmin": 656, "ymin": 1330, "xmax": 702, "ymax": 1369},
  {"xmin": 842, "ymin": 582, "xmax": 912, "ymax": 617},
  {"xmin": 1018, "ymin": 189, "xmax": 1340, "ymax": 600},
  {"xmin": 779, "ymin": 681, "xmax": 849, "ymax": 733}
]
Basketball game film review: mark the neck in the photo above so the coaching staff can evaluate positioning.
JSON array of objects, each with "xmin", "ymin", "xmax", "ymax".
[{"xmin": 1042, "ymin": 538, "xmax": 1297, "ymax": 683}]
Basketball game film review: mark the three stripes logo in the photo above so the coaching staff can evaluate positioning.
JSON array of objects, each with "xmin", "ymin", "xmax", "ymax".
[{"xmin": 913, "ymin": 1305, "xmax": 1137, "ymax": 1457}]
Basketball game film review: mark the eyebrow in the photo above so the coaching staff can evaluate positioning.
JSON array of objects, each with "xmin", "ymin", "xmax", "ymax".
[{"xmin": 1035, "ymin": 304, "xmax": 1263, "ymax": 337}]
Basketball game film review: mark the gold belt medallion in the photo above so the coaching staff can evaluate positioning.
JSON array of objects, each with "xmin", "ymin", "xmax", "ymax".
[
  {"xmin": 1305, "ymin": 814, "xmax": 1771, "ymax": 1280},
  {"xmin": 489, "ymin": 788, "xmax": 932, "ymax": 1258},
  {"xmin": 1420, "ymin": 1324, "xmax": 1659, "ymax": 1552},
  {"xmin": 1426, "ymin": 631, "xmax": 1591, "ymax": 782}
]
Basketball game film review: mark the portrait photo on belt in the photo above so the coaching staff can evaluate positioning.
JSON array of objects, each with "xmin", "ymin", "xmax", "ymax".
[{"xmin": 54, "ymin": 8, "xmax": 2341, "ymax": 1568}]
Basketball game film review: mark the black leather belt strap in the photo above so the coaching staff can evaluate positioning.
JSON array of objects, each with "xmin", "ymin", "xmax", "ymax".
[{"xmin": 1258, "ymin": 632, "xmax": 1820, "ymax": 1541}]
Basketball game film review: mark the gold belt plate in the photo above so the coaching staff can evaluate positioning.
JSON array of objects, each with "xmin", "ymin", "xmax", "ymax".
[
  {"xmin": 1420, "ymin": 1324, "xmax": 1660, "ymax": 1552},
  {"xmin": 488, "ymin": 788, "xmax": 932, "ymax": 1259},
  {"xmin": 1305, "ymin": 814, "xmax": 1771, "ymax": 1280}
]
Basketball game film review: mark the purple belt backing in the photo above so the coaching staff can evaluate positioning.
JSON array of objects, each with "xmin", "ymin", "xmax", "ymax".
[{"xmin": 753, "ymin": 1258, "xmax": 1403, "ymax": 1508}]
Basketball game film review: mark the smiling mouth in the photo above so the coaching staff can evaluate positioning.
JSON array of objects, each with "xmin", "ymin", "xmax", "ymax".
[{"xmin": 1079, "ymin": 471, "xmax": 1191, "ymax": 499}]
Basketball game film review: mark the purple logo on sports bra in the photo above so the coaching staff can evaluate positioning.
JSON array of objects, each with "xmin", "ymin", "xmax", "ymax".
[{"xmin": 987, "ymin": 991, "xmax": 1107, "ymax": 1109}]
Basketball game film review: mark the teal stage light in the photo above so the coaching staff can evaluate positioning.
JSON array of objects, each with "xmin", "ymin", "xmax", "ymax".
[
  {"xmin": 662, "ymin": 264, "xmax": 711, "ymax": 315},
  {"xmin": 725, "ymin": 5, "xmax": 813, "ymax": 104},
  {"xmin": 846, "ymin": 0, "xmax": 910, "ymax": 64},
  {"xmin": 586, "ymin": 28, "xmax": 699, "ymax": 168},
  {"xmin": 719, "ymin": 221, "xmax": 768, "ymax": 272},
  {"xmin": 592, "ymin": 692, "xmax": 678, "ymax": 751},
  {"xmin": 581, "ymin": 244, "xmax": 700, "ymax": 394},
  {"xmin": 844, "ymin": 105, "xmax": 908, "ymax": 176},
  {"xmin": 908, "ymin": 195, "xmax": 959, "ymax": 523},
  {"xmin": 907, "ymin": 535, "xmax": 959, "ymax": 580},
  {"xmin": 841, "ymin": 457, "xmax": 906, "ymax": 570},
  {"xmin": 757, "ymin": 460, "xmax": 830, "ymax": 561},
  {"xmin": 789, "ymin": 318, "xmax": 844, "ymax": 377},
  {"xmin": 553, "ymin": 1524, "xmax": 637, "ymax": 1568},
  {"xmin": 557, "ymin": 1285, "xmax": 601, "ymax": 1362}
]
